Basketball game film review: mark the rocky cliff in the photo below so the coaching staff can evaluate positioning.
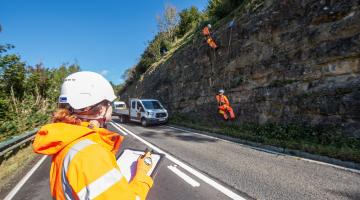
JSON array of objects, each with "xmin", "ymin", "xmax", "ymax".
[{"xmin": 121, "ymin": 0, "xmax": 360, "ymax": 137}]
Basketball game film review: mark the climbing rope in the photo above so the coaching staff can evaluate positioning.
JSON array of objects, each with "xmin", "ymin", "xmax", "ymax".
[
  {"xmin": 224, "ymin": 18, "xmax": 236, "ymax": 90},
  {"xmin": 227, "ymin": 18, "xmax": 235, "ymax": 62}
]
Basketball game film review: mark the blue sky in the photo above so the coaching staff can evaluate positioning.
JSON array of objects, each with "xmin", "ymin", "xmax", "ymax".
[{"xmin": 0, "ymin": 0, "xmax": 208, "ymax": 84}]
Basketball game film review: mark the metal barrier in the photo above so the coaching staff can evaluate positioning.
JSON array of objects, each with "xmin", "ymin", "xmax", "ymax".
[{"xmin": 0, "ymin": 129, "xmax": 38, "ymax": 164}]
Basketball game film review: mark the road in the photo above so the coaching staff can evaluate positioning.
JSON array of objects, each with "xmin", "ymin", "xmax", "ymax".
[{"xmin": 4, "ymin": 120, "xmax": 360, "ymax": 200}]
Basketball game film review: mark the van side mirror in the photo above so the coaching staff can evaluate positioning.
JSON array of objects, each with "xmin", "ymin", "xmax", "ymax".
[{"xmin": 140, "ymin": 107, "xmax": 144, "ymax": 112}]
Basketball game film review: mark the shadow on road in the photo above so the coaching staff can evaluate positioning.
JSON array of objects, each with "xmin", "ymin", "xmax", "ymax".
[
  {"xmin": 111, "ymin": 120, "xmax": 217, "ymax": 143},
  {"xmin": 325, "ymin": 189, "xmax": 360, "ymax": 200}
]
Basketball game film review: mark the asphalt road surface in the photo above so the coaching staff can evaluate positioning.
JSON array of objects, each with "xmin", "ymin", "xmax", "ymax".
[{"xmin": 4, "ymin": 120, "xmax": 360, "ymax": 200}]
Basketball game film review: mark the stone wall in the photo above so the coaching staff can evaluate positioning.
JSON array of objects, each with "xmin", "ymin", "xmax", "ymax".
[{"xmin": 121, "ymin": 0, "xmax": 360, "ymax": 137}]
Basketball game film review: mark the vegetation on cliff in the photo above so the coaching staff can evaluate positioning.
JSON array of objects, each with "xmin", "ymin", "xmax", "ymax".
[
  {"xmin": 119, "ymin": 0, "xmax": 360, "ymax": 162},
  {"xmin": 119, "ymin": 0, "xmax": 255, "ymax": 94}
]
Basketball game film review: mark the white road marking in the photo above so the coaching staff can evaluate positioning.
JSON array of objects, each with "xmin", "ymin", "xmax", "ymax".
[
  {"xmin": 165, "ymin": 125, "xmax": 360, "ymax": 174},
  {"xmin": 168, "ymin": 165, "xmax": 200, "ymax": 187},
  {"xmin": 111, "ymin": 123, "xmax": 246, "ymax": 200},
  {"xmin": 109, "ymin": 122, "xmax": 128, "ymax": 135},
  {"xmin": 4, "ymin": 155, "xmax": 47, "ymax": 200}
]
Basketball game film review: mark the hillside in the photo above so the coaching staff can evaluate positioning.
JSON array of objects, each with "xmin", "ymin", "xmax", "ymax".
[{"xmin": 120, "ymin": 0, "xmax": 360, "ymax": 138}]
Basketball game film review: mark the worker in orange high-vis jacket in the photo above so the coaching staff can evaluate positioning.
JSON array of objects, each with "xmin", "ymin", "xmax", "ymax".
[
  {"xmin": 33, "ymin": 71, "xmax": 153, "ymax": 200},
  {"xmin": 216, "ymin": 89, "xmax": 235, "ymax": 120},
  {"xmin": 202, "ymin": 24, "xmax": 218, "ymax": 50},
  {"xmin": 202, "ymin": 24, "xmax": 211, "ymax": 37}
]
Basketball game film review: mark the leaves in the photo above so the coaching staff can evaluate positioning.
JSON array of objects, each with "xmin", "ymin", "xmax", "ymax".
[
  {"xmin": 156, "ymin": 4, "xmax": 179, "ymax": 40},
  {"xmin": 177, "ymin": 6, "xmax": 203, "ymax": 37},
  {"xmin": 120, "ymin": 1, "xmax": 246, "ymax": 91},
  {"xmin": 0, "ymin": 52, "xmax": 80, "ymax": 141},
  {"xmin": 0, "ymin": 54, "xmax": 26, "ymax": 99},
  {"xmin": 207, "ymin": 0, "xmax": 244, "ymax": 20}
]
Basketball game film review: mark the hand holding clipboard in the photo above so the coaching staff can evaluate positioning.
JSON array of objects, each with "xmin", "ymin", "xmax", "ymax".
[
  {"xmin": 136, "ymin": 149, "xmax": 153, "ymax": 174},
  {"xmin": 117, "ymin": 148, "xmax": 163, "ymax": 182}
]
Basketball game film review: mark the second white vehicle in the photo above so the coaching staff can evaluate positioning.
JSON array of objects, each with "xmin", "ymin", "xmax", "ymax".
[{"xmin": 112, "ymin": 98, "xmax": 168, "ymax": 126}]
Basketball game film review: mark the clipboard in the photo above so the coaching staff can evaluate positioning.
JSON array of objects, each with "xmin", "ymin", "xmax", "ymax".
[{"xmin": 116, "ymin": 148, "xmax": 163, "ymax": 182}]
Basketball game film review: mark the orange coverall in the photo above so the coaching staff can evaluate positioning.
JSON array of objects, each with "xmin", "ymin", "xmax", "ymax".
[
  {"xmin": 216, "ymin": 94, "xmax": 235, "ymax": 120},
  {"xmin": 33, "ymin": 122, "xmax": 153, "ymax": 200},
  {"xmin": 202, "ymin": 26, "xmax": 210, "ymax": 37},
  {"xmin": 202, "ymin": 27, "xmax": 218, "ymax": 49}
]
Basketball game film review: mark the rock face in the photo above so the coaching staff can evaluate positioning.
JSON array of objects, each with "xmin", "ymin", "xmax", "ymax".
[{"xmin": 121, "ymin": 0, "xmax": 360, "ymax": 137}]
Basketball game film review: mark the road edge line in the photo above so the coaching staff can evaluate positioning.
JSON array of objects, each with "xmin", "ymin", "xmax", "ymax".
[
  {"xmin": 165, "ymin": 125, "xmax": 360, "ymax": 174},
  {"xmin": 4, "ymin": 155, "xmax": 47, "ymax": 200},
  {"xmin": 112, "ymin": 122, "xmax": 247, "ymax": 200}
]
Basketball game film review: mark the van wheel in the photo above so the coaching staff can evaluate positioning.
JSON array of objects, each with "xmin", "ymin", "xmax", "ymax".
[{"xmin": 141, "ymin": 118, "xmax": 148, "ymax": 127}]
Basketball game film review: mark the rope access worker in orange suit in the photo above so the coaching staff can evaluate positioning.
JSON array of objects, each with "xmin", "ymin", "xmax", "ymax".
[
  {"xmin": 33, "ymin": 71, "xmax": 153, "ymax": 200},
  {"xmin": 202, "ymin": 24, "xmax": 218, "ymax": 50},
  {"xmin": 216, "ymin": 89, "xmax": 235, "ymax": 120}
]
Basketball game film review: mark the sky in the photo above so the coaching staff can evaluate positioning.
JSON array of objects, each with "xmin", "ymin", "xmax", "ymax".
[{"xmin": 0, "ymin": 0, "xmax": 208, "ymax": 84}]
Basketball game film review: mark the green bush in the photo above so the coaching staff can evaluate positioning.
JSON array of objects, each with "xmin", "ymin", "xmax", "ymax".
[
  {"xmin": 207, "ymin": 0, "xmax": 244, "ymax": 20},
  {"xmin": 177, "ymin": 6, "xmax": 203, "ymax": 37},
  {"xmin": 0, "ymin": 49, "xmax": 80, "ymax": 141}
]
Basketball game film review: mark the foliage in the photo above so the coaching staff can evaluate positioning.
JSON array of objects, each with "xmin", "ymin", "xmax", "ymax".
[
  {"xmin": 206, "ymin": 0, "xmax": 244, "ymax": 20},
  {"xmin": 120, "ymin": 8, "xmax": 179, "ymax": 94},
  {"xmin": 156, "ymin": 4, "xmax": 179, "ymax": 41},
  {"xmin": 1, "ymin": 55, "xmax": 27, "ymax": 106},
  {"xmin": 119, "ymin": 0, "xmax": 251, "ymax": 94},
  {"xmin": 176, "ymin": 6, "xmax": 203, "ymax": 37},
  {"xmin": 121, "ymin": 34, "xmax": 169, "ymax": 93},
  {"xmin": 170, "ymin": 113, "xmax": 360, "ymax": 163},
  {"xmin": 0, "ymin": 44, "xmax": 14, "ymax": 54},
  {"xmin": 0, "ymin": 45, "xmax": 80, "ymax": 141},
  {"xmin": 119, "ymin": 0, "xmax": 247, "ymax": 91}
]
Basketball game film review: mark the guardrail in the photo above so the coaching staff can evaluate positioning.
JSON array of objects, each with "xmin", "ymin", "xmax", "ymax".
[{"xmin": 0, "ymin": 128, "xmax": 38, "ymax": 164}]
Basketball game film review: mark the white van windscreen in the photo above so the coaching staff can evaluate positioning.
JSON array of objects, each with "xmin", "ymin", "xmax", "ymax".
[
  {"xmin": 142, "ymin": 101, "xmax": 162, "ymax": 109},
  {"xmin": 115, "ymin": 104, "xmax": 125, "ymax": 109}
]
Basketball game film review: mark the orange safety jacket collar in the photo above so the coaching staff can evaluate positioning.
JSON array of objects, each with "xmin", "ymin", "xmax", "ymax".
[{"xmin": 33, "ymin": 122, "xmax": 123, "ymax": 156}]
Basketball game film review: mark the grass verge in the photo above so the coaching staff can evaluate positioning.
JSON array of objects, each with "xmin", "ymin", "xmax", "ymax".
[
  {"xmin": 0, "ymin": 144, "xmax": 39, "ymax": 192},
  {"xmin": 170, "ymin": 114, "xmax": 360, "ymax": 163}
]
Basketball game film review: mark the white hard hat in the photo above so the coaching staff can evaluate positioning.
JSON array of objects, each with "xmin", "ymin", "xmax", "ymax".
[
  {"xmin": 219, "ymin": 89, "xmax": 224, "ymax": 93},
  {"xmin": 207, "ymin": 24, "xmax": 212, "ymax": 28},
  {"xmin": 59, "ymin": 71, "xmax": 116, "ymax": 110}
]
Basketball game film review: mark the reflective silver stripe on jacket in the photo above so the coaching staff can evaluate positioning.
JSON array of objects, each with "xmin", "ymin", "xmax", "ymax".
[
  {"xmin": 62, "ymin": 139, "xmax": 95, "ymax": 200},
  {"xmin": 77, "ymin": 167, "xmax": 123, "ymax": 200}
]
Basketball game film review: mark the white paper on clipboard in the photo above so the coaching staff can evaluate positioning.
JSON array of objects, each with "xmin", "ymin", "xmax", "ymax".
[{"xmin": 116, "ymin": 149, "xmax": 161, "ymax": 182}]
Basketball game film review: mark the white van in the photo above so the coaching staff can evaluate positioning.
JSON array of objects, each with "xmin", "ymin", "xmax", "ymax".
[{"xmin": 112, "ymin": 98, "xmax": 168, "ymax": 126}]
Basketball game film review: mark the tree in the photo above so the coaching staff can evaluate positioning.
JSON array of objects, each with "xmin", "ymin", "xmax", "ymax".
[
  {"xmin": 121, "ymin": 66, "xmax": 137, "ymax": 82},
  {"xmin": 156, "ymin": 4, "xmax": 179, "ymax": 41},
  {"xmin": 0, "ymin": 24, "xmax": 82, "ymax": 140},
  {"xmin": 0, "ymin": 57, "xmax": 80, "ymax": 140},
  {"xmin": 207, "ymin": 0, "xmax": 244, "ymax": 20},
  {"xmin": 0, "ymin": 54, "xmax": 26, "ymax": 99},
  {"xmin": 0, "ymin": 24, "xmax": 14, "ymax": 54},
  {"xmin": 177, "ymin": 6, "xmax": 203, "ymax": 37},
  {"xmin": 26, "ymin": 63, "xmax": 50, "ymax": 98}
]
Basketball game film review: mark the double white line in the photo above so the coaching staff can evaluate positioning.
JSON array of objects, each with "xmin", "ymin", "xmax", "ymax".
[{"xmin": 111, "ymin": 122, "xmax": 247, "ymax": 200}]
